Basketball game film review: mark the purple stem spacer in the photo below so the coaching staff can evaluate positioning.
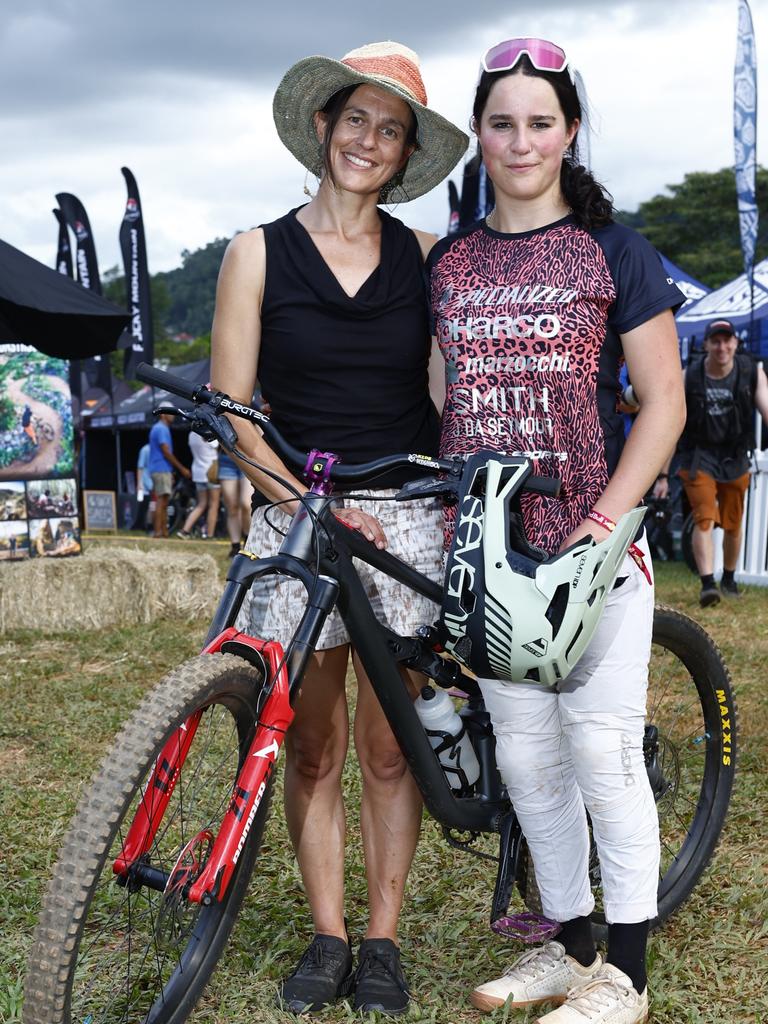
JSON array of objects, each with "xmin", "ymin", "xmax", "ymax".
[
  {"xmin": 303, "ymin": 450, "xmax": 341, "ymax": 495},
  {"xmin": 491, "ymin": 912, "xmax": 562, "ymax": 944}
]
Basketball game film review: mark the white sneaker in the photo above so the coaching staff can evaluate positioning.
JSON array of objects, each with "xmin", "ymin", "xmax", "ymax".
[
  {"xmin": 470, "ymin": 941, "xmax": 602, "ymax": 1012},
  {"xmin": 536, "ymin": 963, "xmax": 649, "ymax": 1023}
]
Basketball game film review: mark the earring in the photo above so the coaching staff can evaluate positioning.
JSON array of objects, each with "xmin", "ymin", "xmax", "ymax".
[
  {"xmin": 304, "ymin": 146, "xmax": 323, "ymax": 197},
  {"xmin": 380, "ymin": 169, "xmax": 408, "ymax": 211}
]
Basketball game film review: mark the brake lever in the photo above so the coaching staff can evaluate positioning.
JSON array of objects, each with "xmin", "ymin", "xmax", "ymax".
[
  {"xmin": 190, "ymin": 406, "xmax": 239, "ymax": 449},
  {"xmin": 395, "ymin": 476, "xmax": 459, "ymax": 503}
]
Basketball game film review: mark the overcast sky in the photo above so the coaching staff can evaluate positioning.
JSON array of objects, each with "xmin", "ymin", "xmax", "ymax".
[{"xmin": 0, "ymin": 0, "xmax": 765, "ymax": 277}]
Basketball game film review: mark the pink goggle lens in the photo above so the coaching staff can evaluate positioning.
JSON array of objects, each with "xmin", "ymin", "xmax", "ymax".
[{"xmin": 482, "ymin": 37, "xmax": 567, "ymax": 74}]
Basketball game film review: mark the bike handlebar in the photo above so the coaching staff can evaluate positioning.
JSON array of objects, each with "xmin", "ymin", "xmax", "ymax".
[{"xmin": 136, "ymin": 362, "xmax": 560, "ymax": 496}]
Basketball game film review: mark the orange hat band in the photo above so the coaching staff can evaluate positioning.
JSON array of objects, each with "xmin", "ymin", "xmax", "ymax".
[{"xmin": 341, "ymin": 54, "xmax": 428, "ymax": 106}]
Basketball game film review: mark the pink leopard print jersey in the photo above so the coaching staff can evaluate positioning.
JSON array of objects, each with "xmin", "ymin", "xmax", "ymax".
[{"xmin": 428, "ymin": 215, "xmax": 683, "ymax": 553}]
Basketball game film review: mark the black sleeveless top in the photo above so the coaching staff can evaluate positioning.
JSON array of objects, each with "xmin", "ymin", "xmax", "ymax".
[{"xmin": 257, "ymin": 207, "xmax": 439, "ymax": 490}]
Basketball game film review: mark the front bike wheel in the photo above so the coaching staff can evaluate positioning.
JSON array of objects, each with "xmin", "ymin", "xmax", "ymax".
[
  {"xmin": 518, "ymin": 606, "xmax": 736, "ymax": 939},
  {"xmin": 24, "ymin": 654, "xmax": 272, "ymax": 1024}
]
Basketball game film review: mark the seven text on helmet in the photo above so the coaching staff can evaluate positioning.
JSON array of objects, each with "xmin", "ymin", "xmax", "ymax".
[{"xmin": 444, "ymin": 494, "xmax": 484, "ymax": 645}]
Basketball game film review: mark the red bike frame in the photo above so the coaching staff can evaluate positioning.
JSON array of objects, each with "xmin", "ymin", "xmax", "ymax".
[{"xmin": 113, "ymin": 628, "xmax": 294, "ymax": 903}]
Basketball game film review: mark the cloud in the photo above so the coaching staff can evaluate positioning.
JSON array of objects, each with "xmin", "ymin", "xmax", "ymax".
[
  {"xmin": 0, "ymin": 0, "xmax": 763, "ymax": 275},
  {"xmin": 1, "ymin": 0, "xmax": 684, "ymax": 111}
]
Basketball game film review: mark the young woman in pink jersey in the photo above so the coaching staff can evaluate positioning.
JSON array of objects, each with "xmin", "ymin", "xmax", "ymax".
[{"xmin": 428, "ymin": 39, "xmax": 686, "ymax": 1023}]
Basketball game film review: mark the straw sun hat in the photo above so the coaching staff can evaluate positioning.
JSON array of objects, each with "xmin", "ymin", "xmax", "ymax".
[{"xmin": 272, "ymin": 41, "xmax": 468, "ymax": 201}]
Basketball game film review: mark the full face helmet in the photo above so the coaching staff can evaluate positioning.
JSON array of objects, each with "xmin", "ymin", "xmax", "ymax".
[{"xmin": 439, "ymin": 453, "xmax": 647, "ymax": 687}]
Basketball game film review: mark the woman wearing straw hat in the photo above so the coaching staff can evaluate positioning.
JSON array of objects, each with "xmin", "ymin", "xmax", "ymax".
[{"xmin": 210, "ymin": 42, "xmax": 466, "ymax": 1016}]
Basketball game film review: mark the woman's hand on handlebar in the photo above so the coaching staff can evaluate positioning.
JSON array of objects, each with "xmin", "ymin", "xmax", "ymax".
[{"xmin": 333, "ymin": 507, "xmax": 388, "ymax": 549}]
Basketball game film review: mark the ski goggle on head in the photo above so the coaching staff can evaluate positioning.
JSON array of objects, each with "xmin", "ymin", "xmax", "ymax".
[{"xmin": 482, "ymin": 37, "xmax": 567, "ymax": 74}]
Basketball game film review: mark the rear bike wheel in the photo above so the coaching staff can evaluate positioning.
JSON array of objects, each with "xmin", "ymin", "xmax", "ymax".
[
  {"xmin": 24, "ymin": 654, "xmax": 272, "ymax": 1024},
  {"xmin": 518, "ymin": 606, "xmax": 737, "ymax": 941},
  {"xmin": 167, "ymin": 488, "xmax": 193, "ymax": 536}
]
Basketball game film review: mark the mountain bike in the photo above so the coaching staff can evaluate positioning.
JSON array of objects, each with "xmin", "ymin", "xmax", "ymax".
[{"xmin": 24, "ymin": 365, "xmax": 737, "ymax": 1024}]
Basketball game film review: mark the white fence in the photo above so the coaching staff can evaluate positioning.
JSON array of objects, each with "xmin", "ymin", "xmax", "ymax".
[{"xmin": 713, "ymin": 448, "xmax": 768, "ymax": 585}]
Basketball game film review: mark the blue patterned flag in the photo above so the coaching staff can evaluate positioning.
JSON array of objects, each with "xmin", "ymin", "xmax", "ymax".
[{"xmin": 734, "ymin": 0, "xmax": 758, "ymax": 276}]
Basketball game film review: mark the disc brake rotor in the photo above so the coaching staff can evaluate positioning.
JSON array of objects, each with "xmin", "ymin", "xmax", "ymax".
[{"xmin": 156, "ymin": 829, "xmax": 214, "ymax": 950}]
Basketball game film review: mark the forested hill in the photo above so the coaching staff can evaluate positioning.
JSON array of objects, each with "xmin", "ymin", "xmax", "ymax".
[
  {"xmin": 616, "ymin": 167, "xmax": 767, "ymax": 289},
  {"xmin": 113, "ymin": 167, "xmax": 767, "ymax": 347},
  {"xmin": 156, "ymin": 237, "xmax": 230, "ymax": 337}
]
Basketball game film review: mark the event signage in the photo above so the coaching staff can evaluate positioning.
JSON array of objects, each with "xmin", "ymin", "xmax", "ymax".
[
  {"xmin": 54, "ymin": 192, "xmax": 111, "ymax": 395},
  {"xmin": 0, "ymin": 343, "xmax": 82, "ymax": 560},
  {"xmin": 52, "ymin": 206, "xmax": 83, "ymax": 411},
  {"xmin": 83, "ymin": 489, "xmax": 117, "ymax": 531},
  {"xmin": 119, "ymin": 167, "xmax": 155, "ymax": 379},
  {"xmin": 734, "ymin": 0, "xmax": 758, "ymax": 277},
  {"xmin": 55, "ymin": 193, "xmax": 102, "ymax": 295},
  {"xmin": 53, "ymin": 208, "xmax": 73, "ymax": 279}
]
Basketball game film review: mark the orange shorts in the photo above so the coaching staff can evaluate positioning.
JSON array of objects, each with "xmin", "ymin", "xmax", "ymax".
[{"xmin": 679, "ymin": 469, "xmax": 750, "ymax": 532}]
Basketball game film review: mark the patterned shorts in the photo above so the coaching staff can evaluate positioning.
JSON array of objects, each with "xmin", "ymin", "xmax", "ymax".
[{"xmin": 236, "ymin": 491, "xmax": 444, "ymax": 650}]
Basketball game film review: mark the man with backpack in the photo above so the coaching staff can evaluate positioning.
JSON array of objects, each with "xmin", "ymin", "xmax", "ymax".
[{"xmin": 677, "ymin": 319, "xmax": 768, "ymax": 606}]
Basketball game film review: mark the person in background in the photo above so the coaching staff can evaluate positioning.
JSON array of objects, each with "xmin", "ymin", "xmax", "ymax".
[
  {"xmin": 177, "ymin": 433, "xmax": 221, "ymax": 539},
  {"xmin": 210, "ymin": 40, "xmax": 466, "ymax": 1015},
  {"xmin": 428, "ymin": 37, "xmax": 685, "ymax": 1023},
  {"xmin": 217, "ymin": 451, "xmax": 254, "ymax": 556},
  {"xmin": 148, "ymin": 402, "xmax": 190, "ymax": 538},
  {"xmin": 672, "ymin": 318, "xmax": 768, "ymax": 606},
  {"xmin": 132, "ymin": 441, "xmax": 153, "ymax": 532}
]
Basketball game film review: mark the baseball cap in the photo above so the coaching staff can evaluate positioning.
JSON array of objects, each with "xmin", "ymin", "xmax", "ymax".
[
  {"xmin": 704, "ymin": 319, "xmax": 736, "ymax": 339},
  {"xmin": 153, "ymin": 401, "xmax": 177, "ymax": 415}
]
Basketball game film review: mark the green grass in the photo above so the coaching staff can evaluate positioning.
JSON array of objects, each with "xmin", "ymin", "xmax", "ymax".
[{"xmin": 1, "ymin": 554, "xmax": 767, "ymax": 1023}]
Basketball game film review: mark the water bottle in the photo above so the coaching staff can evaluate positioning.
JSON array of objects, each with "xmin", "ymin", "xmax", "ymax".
[{"xmin": 414, "ymin": 685, "xmax": 480, "ymax": 791}]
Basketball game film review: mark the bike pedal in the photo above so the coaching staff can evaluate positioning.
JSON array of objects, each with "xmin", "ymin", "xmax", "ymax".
[{"xmin": 490, "ymin": 912, "xmax": 561, "ymax": 944}]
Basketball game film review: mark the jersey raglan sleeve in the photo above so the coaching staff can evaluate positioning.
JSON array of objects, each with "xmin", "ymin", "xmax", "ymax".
[
  {"xmin": 425, "ymin": 236, "xmax": 452, "ymax": 336},
  {"xmin": 598, "ymin": 224, "xmax": 686, "ymax": 335}
]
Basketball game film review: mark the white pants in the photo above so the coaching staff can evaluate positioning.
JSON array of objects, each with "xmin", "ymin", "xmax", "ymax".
[{"xmin": 479, "ymin": 542, "xmax": 659, "ymax": 924}]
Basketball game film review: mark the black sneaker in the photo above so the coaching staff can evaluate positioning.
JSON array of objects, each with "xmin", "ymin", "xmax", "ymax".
[
  {"xmin": 277, "ymin": 933, "xmax": 353, "ymax": 1014},
  {"xmin": 353, "ymin": 938, "xmax": 411, "ymax": 1015},
  {"xmin": 720, "ymin": 578, "xmax": 742, "ymax": 598},
  {"xmin": 699, "ymin": 584, "xmax": 721, "ymax": 608}
]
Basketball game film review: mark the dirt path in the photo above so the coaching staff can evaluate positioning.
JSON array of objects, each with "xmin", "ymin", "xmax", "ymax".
[{"xmin": 4, "ymin": 377, "xmax": 64, "ymax": 477}]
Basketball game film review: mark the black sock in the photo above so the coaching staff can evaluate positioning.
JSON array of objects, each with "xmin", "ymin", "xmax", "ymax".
[
  {"xmin": 606, "ymin": 921, "xmax": 649, "ymax": 994},
  {"xmin": 700, "ymin": 573, "xmax": 716, "ymax": 589},
  {"xmin": 722, "ymin": 568, "xmax": 735, "ymax": 585},
  {"xmin": 557, "ymin": 916, "xmax": 597, "ymax": 967}
]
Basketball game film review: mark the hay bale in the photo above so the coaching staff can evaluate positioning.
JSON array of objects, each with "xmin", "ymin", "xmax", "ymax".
[{"xmin": 0, "ymin": 546, "xmax": 222, "ymax": 633}]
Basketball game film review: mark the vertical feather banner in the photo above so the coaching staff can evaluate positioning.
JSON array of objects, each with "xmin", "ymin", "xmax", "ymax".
[{"xmin": 734, "ymin": 0, "xmax": 758, "ymax": 277}]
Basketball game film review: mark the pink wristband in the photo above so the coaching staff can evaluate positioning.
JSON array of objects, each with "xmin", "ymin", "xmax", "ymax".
[
  {"xmin": 587, "ymin": 510, "xmax": 615, "ymax": 532},
  {"xmin": 586, "ymin": 510, "xmax": 652, "ymax": 585}
]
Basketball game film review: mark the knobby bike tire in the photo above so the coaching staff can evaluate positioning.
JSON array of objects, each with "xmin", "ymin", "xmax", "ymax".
[
  {"xmin": 24, "ymin": 654, "xmax": 272, "ymax": 1024},
  {"xmin": 518, "ymin": 605, "xmax": 737, "ymax": 943},
  {"xmin": 167, "ymin": 496, "xmax": 191, "ymax": 537}
]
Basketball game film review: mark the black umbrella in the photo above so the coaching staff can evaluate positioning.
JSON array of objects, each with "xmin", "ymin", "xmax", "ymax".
[{"xmin": 0, "ymin": 237, "xmax": 129, "ymax": 358}]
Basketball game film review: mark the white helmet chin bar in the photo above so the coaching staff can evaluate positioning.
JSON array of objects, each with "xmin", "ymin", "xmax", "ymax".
[{"xmin": 440, "ymin": 454, "xmax": 647, "ymax": 687}]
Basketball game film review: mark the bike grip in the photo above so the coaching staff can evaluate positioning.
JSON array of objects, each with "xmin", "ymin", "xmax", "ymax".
[
  {"xmin": 525, "ymin": 475, "xmax": 561, "ymax": 498},
  {"xmin": 136, "ymin": 362, "xmax": 198, "ymax": 401}
]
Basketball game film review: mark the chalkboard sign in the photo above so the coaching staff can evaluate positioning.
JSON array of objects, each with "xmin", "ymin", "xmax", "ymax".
[{"xmin": 83, "ymin": 490, "xmax": 117, "ymax": 531}]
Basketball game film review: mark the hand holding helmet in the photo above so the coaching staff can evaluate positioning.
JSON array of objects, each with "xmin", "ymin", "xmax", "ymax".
[{"xmin": 439, "ymin": 454, "xmax": 647, "ymax": 688}]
